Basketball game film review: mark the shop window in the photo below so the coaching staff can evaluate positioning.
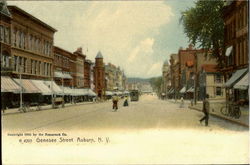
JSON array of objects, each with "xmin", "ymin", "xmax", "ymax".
[
  {"xmin": 216, "ymin": 87, "xmax": 222, "ymax": 96},
  {"xmin": 215, "ymin": 74, "xmax": 222, "ymax": 84}
]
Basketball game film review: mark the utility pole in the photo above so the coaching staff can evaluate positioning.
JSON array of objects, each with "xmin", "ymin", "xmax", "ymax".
[{"xmin": 194, "ymin": 52, "xmax": 197, "ymax": 105}]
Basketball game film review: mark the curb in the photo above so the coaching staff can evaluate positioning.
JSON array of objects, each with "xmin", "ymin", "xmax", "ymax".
[
  {"xmin": 1, "ymin": 101, "xmax": 108, "ymax": 116},
  {"xmin": 188, "ymin": 106, "xmax": 249, "ymax": 128}
]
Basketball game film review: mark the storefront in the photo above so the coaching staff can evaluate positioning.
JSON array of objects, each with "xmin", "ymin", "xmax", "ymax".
[
  {"xmin": 1, "ymin": 76, "xmax": 20, "ymax": 109},
  {"xmin": 224, "ymin": 68, "xmax": 248, "ymax": 104}
]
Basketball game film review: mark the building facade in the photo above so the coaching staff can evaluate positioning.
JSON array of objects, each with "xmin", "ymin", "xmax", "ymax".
[
  {"xmin": 222, "ymin": 0, "xmax": 249, "ymax": 104},
  {"xmin": 53, "ymin": 46, "xmax": 73, "ymax": 87},
  {"xmin": 0, "ymin": 1, "xmax": 12, "ymax": 76},
  {"xmin": 73, "ymin": 47, "xmax": 85, "ymax": 88},
  {"xmin": 199, "ymin": 64, "xmax": 225, "ymax": 100},
  {"xmin": 8, "ymin": 6, "xmax": 57, "ymax": 80},
  {"xmin": 94, "ymin": 51, "xmax": 105, "ymax": 98},
  {"xmin": 161, "ymin": 59, "xmax": 170, "ymax": 99},
  {"xmin": 84, "ymin": 59, "xmax": 91, "ymax": 88}
]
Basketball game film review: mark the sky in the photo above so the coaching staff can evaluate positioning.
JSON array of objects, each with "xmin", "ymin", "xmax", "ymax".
[{"xmin": 7, "ymin": 0, "xmax": 195, "ymax": 78}]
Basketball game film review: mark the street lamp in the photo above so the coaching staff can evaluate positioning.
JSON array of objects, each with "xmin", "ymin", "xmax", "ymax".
[{"xmin": 51, "ymin": 70, "xmax": 54, "ymax": 108}]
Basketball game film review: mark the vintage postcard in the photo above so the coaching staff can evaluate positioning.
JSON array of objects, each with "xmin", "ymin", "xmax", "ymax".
[{"xmin": 1, "ymin": 0, "xmax": 249, "ymax": 164}]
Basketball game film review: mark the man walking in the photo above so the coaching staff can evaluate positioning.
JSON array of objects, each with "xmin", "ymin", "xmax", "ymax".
[
  {"xmin": 112, "ymin": 94, "xmax": 119, "ymax": 111},
  {"xmin": 199, "ymin": 94, "xmax": 210, "ymax": 126}
]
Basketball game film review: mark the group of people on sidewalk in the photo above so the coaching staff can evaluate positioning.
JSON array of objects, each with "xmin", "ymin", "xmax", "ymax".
[{"xmin": 112, "ymin": 94, "xmax": 129, "ymax": 112}]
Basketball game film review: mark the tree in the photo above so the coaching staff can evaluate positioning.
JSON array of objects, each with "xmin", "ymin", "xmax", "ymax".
[
  {"xmin": 180, "ymin": 0, "xmax": 225, "ymax": 66},
  {"xmin": 149, "ymin": 77, "xmax": 162, "ymax": 95}
]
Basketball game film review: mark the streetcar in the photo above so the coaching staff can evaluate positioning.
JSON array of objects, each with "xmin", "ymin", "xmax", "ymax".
[{"xmin": 130, "ymin": 90, "xmax": 139, "ymax": 101}]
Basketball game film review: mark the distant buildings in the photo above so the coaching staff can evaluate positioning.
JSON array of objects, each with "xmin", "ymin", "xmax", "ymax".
[
  {"xmin": 161, "ymin": 59, "xmax": 170, "ymax": 99},
  {"xmin": 163, "ymin": 45, "xmax": 219, "ymax": 100},
  {"xmin": 105, "ymin": 62, "xmax": 127, "ymax": 93}
]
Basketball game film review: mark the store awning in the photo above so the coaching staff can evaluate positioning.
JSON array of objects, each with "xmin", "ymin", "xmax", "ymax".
[
  {"xmin": 105, "ymin": 91, "xmax": 113, "ymax": 96},
  {"xmin": 54, "ymin": 71, "xmax": 64, "ymax": 78},
  {"xmin": 31, "ymin": 80, "xmax": 52, "ymax": 95},
  {"xmin": 1, "ymin": 76, "xmax": 20, "ymax": 93},
  {"xmin": 88, "ymin": 89, "xmax": 97, "ymax": 96},
  {"xmin": 124, "ymin": 91, "xmax": 130, "ymax": 94},
  {"xmin": 114, "ymin": 91, "xmax": 123, "ymax": 95},
  {"xmin": 225, "ymin": 68, "xmax": 248, "ymax": 88},
  {"xmin": 13, "ymin": 79, "xmax": 41, "ymax": 94},
  {"xmin": 179, "ymin": 87, "xmax": 186, "ymax": 93},
  {"xmin": 43, "ymin": 80, "xmax": 63, "ymax": 95},
  {"xmin": 60, "ymin": 86, "xmax": 74, "ymax": 95},
  {"xmin": 54, "ymin": 71, "xmax": 72, "ymax": 79},
  {"xmin": 168, "ymin": 88, "xmax": 174, "ymax": 94},
  {"xmin": 187, "ymin": 87, "xmax": 194, "ymax": 93},
  {"xmin": 234, "ymin": 73, "xmax": 249, "ymax": 90},
  {"xmin": 63, "ymin": 73, "xmax": 72, "ymax": 79},
  {"xmin": 225, "ymin": 46, "xmax": 233, "ymax": 56}
]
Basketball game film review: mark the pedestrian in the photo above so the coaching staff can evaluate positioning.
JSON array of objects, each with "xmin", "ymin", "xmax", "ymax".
[
  {"xmin": 180, "ymin": 97, "xmax": 184, "ymax": 108},
  {"xmin": 112, "ymin": 94, "xmax": 119, "ymax": 111},
  {"xmin": 199, "ymin": 94, "xmax": 210, "ymax": 126},
  {"xmin": 123, "ymin": 96, "xmax": 129, "ymax": 107}
]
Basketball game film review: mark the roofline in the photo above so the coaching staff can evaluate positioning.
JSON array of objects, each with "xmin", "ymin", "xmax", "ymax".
[
  {"xmin": 54, "ymin": 46, "xmax": 73, "ymax": 55},
  {"xmin": 8, "ymin": 5, "xmax": 57, "ymax": 32},
  {"xmin": 0, "ymin": 11, "xmax": 12, "ymax": 18}
]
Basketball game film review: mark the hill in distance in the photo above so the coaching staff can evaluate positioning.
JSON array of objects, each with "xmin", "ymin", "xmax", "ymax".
[{"xmin": 127, "ymin": 77, "xmax": 160, "ymax": 83}]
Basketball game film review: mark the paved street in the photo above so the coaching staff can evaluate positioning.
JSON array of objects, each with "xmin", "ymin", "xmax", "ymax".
[{"xmin": 2, "ymin": 95, "xmax": 249, "ymax": 164}]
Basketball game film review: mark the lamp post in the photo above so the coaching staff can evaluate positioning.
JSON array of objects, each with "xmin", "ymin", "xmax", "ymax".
[
  {"xmin": 19, "ymin": 65, "xmax": 23, "ymax": 110},
  {"xmin": 62, "ymin": 72, "xmax": 65, "ymax": 107},
  {"xmin": 51, "ymin": 72, "xmax": 54, "ymax": 108}
]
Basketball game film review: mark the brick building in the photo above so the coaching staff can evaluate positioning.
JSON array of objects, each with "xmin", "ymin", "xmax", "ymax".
[
  {"xmin": 84, "ymin": 59, "xmax": 91, "ymax": 88},
  {"xmin": 7, "ymin": 5, "xmax": 57, "ymax": 80},
  {"xmin": 161, "ymin": 59, "xmax": 171, "ymax": 99},
  {"xmin": 53, "ymin": 46, "xmax": 73, "ymax": 87},
  {"xmin": 94, "ymin": 51, "xmax": 105, "ymax": 98},
  {"xmin": 169, "ymin": 45, "xmax": 217, "ymax": 99},
  {"xmin": 0, "ymin": 1, "xmax": 12, "ymax": 76},
  {"xmin": 169, "ymin": 53, "xmax": 179, "ymax": 98},
  {"xmin": 72, "ymin": 47, "xmax": 85, "ymax": 88},
  {"xmin": 222, "ymin": 0, "xmax": 249, "ymax": 104}
]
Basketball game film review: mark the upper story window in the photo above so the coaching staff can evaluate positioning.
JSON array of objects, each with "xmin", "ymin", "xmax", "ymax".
[
  {"xmin": 18, "ymin": 30, "xmax": 21, "ymax": 48},
  {"xmin": 215, "ymin": 74, "xmax": 222, "ymax": 84},
  {"xmin": 1, "ymin": 52, "xmax": 10, "ymax": 68},
  {"xmin": 216, "ymin": 87, "xmax": 223, "ymax": 96},
  {"xmin": 4, "ymin": 27, "xmax": 10, "ymax": 44},
  {"xmin": 0, "ymin": 25, "xmax": 3, "ymax": 42}
]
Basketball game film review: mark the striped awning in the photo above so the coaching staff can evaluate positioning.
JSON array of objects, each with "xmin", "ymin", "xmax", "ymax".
[
  {"xmin": 88, "ymin": 89, "xmax": 97, "ymax": 96},
  {"xmin": 105, "ymin": 91, "xmax": 113, "ymax": 96},
  {"xmin": 234, "ymin": 73, "xmax": 249, "ymax": 90},
  {"xmin": 180, "ymin": 87, "xmax": 186, "ymax": 93},
  {"xmin": 13, "ymin": 79, "xmax": 41, "ymax": 94},
  {"xmin": 54, "ymin": 71, "xmax": 72, "ymax": 79},
  {"xmin": 43, "ymin": 80, "xmax": 63, "ymax": 95},
  {"xmin": 1, "ymin": 76, "xmax": 20, "ymax": 93},
  {"xmin": 225, "ymin": 68, "xmax": 248, "ymax": 88},
  {"xmin": 31, "ymin": 80, "xmax": 52, "ymax": 95},
  {"xmin": 187, "ymin": 87, "xmax": 194, "ymax": 93}
]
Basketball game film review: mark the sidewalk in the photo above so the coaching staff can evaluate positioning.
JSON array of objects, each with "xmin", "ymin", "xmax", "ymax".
[
  {"xmin": 168, "ymin": 99, "xmax": 249, "ymax": 128},
  {"xmin": 1, "ymin": 101, "xmax": 104, "ymax": 116}
]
